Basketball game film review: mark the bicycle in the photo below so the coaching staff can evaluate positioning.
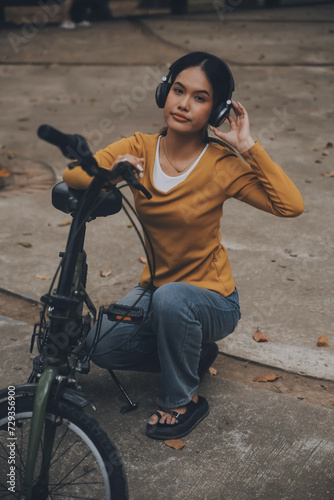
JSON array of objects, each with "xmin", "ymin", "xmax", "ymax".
[{"xmin": 0, "ymin": 125, "xmax": 153, "ymax": 500}]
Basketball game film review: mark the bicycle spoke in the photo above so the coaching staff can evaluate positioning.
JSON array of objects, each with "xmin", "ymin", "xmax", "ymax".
[
  {"xmin": 49, "ymin": 424, "xmax": 71, "ymax": 463},
  {"xmin": 50, "ymin": 434, "xmax": 82, "ymax": 467},
  {"xmin": 14, "ymin": 427, "xmax": 27, "ymax": 481},
  {"xmin": 0, "ymin": 487, "xmax": 12, "ymax": 497},
  {"xmin": 50, "ymin": 470, "xmax": 103, "ymax": 489},
  {"xmin": 49, "ymin": 450, "xmax": 99, "ymax": 493},
  {"xmin": 0, "ymin": 440, "xmax": 9, "ymax": 460}
]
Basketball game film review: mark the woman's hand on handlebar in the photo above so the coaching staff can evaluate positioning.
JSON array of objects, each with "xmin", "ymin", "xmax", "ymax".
[{"xmin": 110, "ymin": 155, "xmax": 144, "ymax": 182}]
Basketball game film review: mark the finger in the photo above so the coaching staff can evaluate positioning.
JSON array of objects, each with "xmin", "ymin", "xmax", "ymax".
[
  {"xmin": 236, "ymin": 101, "xmax": 248, "ymax": 117},
  {"xmin": 211, "ymin": 126, "xmax": 228, "ymax": 141},
  {"xmin": 227, "ymin": 113, "xmax": 236, "ymax": 123},
  {"xmin": 136, "ymin": 163, "xmax": 144, "ymax": 178},
  {"xmin": 211, "ymin": 125, "xmax": 224, "ymax": 138},
  {"xmin": 117, "ymin": 154, "xmax": 144, "ymax": 164},
  {"xmin": 232, "ymin": 102, "xmax": 243, "ymax": 117},
  {"xmin": 117, "ymin": 156, "xmax": 144, "ymax": 178}
]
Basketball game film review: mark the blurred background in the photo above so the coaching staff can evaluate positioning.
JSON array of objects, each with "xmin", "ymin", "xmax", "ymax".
[{"xmin": 2, "ymin": 0, "xmax": 334, "ymax": 25}]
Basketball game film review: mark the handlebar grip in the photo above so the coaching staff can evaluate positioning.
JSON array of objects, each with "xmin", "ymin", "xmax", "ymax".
[
  {"xmin": 38, "ymin": 124, "xmax": 67, "ymax": 149},
  {"xmin": 37, "ymin": 124, "xmax": 91, "ymax": 161}
]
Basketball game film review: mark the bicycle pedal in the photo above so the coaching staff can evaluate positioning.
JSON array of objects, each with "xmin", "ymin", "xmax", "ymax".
[{"xmin": 105, "ymin": 304, "xmax": 144, "ymax": 324}]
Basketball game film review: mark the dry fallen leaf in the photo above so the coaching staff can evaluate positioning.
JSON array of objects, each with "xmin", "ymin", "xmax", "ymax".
[
  {"xmin": 35, "ymin": 274, "xmax": 51, "ymax": 280},
  {"xmin": 57, "ymin": 220, "xmax": 71, "ymax": 227},
  {"xmin": 254, "ymin": 373, "xmax": 279, "ymax": 383},
  {"xmin": 139, "ymin": 257, "xmax": 147, "ymax": 264},
  {"xmin": 0, "ymin": 168, "xmax": 10, "ymax": 177},
  {"xmin": 18, "ymin": 242, "xmax": 32, "ymax": 248},
  {"xmin": 163, "ymin": 439, "xmax": 185, "ymax": 450},
  {"xmin": 317, "ymin": 334, "xmax": 330, "ymax": 347},
  {"xmin": 208, "ymin": 367, "xmax": 217, "ymax": 376},
  {"xmin": 321, "ymin": 171, "xmax": 334, "ymax": 178},
  {"xmin": 99, "ymin": 268, "xmax": 112, "ymax": 278},
  {"xmin": 253, "ymin": 328, "xmax": 269, "ymax": 343}
]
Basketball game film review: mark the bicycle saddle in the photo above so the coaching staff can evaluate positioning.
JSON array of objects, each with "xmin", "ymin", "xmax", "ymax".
[{"xmin": 52, "ymin": 181, "xmax": 122, "ymax": 218}]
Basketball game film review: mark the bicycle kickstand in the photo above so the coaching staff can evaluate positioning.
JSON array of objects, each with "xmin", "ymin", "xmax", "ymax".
[{"xmin": 108, "ymin": 369, "xmax": 139, "ymax": 413}]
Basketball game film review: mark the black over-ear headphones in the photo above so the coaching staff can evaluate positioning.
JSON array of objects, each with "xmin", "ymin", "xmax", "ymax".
[{"xmin": 155, "ymin": 55, "xmax": 235, "ymax": 128}]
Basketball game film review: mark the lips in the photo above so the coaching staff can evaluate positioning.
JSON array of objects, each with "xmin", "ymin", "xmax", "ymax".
[{"xmin": 171, "ymin": 113, "xmax": 190, "ymax": 122}]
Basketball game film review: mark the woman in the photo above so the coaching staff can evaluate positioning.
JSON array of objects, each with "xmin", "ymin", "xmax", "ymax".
[{"xmin": 63, "ymin": 52, "xmax": 304, "ymax": 440}]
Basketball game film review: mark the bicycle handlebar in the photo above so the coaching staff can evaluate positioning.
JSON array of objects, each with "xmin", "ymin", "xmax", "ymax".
[{"xmin": 37, "ymin": 124, "xmax": 152, "ymax": 199}]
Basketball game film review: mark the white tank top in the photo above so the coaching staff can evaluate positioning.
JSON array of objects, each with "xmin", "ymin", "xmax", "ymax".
[{"xmin": 153, "ymin": 135, "xmax": 209, "ymax": 193}]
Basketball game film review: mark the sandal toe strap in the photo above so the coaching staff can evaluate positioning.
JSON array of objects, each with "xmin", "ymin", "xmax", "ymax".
[
  {"xmin": 155, "ymin": 398, "xmax": 172, "ymax": 414},
  {"xmin": 152, "ymin": 410, "xmax": 163, "ymax": 420},
  {"xmin": 155, "ymin": 398, "xmax": 180, "ymax": 419}
]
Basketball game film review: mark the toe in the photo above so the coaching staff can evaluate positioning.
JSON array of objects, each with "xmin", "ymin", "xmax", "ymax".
[
  {"xmin": 148, "ymin": 411, "xmax": 161, "ymax": 426},
  {"xmin": 159, "ymin": 413, "xmax": 168, "ymax": 424}
]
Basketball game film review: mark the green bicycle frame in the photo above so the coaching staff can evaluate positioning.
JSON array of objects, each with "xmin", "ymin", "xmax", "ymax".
[{"xmin": 20, "ymin": 365, "xmax": 58, "ymax": 500}]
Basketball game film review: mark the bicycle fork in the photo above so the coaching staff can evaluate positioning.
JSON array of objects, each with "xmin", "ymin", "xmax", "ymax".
[{"xmin": 20, "ymin": 365, "xmax": 58, "ymax": 500}]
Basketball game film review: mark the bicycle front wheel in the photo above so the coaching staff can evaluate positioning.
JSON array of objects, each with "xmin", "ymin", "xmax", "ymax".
[{"xmin": 0, "ymin": 395, "xmax": 128, "ymax": 499}]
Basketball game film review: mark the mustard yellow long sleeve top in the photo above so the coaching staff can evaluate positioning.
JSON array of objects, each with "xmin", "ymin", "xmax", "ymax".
[{"xmin": 63, "ymin": 132, "xmax": 304, "ymax": 297}]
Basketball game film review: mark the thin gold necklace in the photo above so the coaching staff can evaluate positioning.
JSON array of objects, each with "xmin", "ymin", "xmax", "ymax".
[{"xmin": 162, "ymin": 138, "xmax": 201, "ymax": 173}]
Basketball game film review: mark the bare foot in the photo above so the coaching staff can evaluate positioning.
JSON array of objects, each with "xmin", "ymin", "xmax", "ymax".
[{"xmin": 147, "ymin": 393, "xmax": 199, "ymax": 426}]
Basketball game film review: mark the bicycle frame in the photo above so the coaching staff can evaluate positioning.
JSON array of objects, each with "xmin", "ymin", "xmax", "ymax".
[{"xmin": 20, "ymin": 175, "xmax": 122, "ymax": 499}]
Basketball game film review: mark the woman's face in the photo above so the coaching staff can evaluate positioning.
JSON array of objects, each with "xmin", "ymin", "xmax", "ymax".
[{"xmin": 164, "ymin": 66, "xmax": 214, "ymax": 135}]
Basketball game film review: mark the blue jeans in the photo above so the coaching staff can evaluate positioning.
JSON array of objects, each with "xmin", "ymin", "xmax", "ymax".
[{"xmin": 86, "ymin": 283, "xmax": 241, "ymax": 408}]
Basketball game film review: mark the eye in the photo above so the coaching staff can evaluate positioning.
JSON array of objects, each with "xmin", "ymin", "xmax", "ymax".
[
  {"xmin": 195, "ymin": 95, "xmax": 205, "ymax": 102},
  {"xmin": 173, "ymin": 87, "xmax": 183, "ymax": 94}
]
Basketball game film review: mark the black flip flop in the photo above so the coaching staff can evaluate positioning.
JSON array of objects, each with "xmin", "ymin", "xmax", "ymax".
[{"xmin": 145, "ymin": 396, "xmax": 209, "ymax": 440}]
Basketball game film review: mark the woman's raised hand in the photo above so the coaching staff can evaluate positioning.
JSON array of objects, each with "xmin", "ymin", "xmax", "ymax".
[{"xmin": 211, "ymin": 101, "xmax": 255, "ymax": 153}]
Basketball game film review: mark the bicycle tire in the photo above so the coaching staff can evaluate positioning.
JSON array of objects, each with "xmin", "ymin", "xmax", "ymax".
[{"xmin": 0, "ymin": 395, "xmax": 128, "ymax": 500}]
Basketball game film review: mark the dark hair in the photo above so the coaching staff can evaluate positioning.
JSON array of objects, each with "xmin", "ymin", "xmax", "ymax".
[{"xmin": 160, "ymin": 51, "xmax": 236, "ymax": 152}]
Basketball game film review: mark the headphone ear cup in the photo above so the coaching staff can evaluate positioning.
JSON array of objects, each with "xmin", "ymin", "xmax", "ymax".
[
  {"xmin": 155, "ymin": 82, "xmax": 171, "ymax": 108},
  {"xmin": 209, "ymin": 101, "xmax": 232, "ymax": 128}
]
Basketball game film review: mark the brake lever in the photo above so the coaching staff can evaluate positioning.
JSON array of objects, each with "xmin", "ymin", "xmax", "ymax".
[{"xmin": 112, "ymin": 161, "xmax": 152, "ymax": 200}]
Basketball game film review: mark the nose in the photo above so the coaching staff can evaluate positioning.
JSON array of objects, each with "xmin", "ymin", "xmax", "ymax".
[{"xmin": 177, "ymin": 94, "xmax": 190, "ymax": 111}]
